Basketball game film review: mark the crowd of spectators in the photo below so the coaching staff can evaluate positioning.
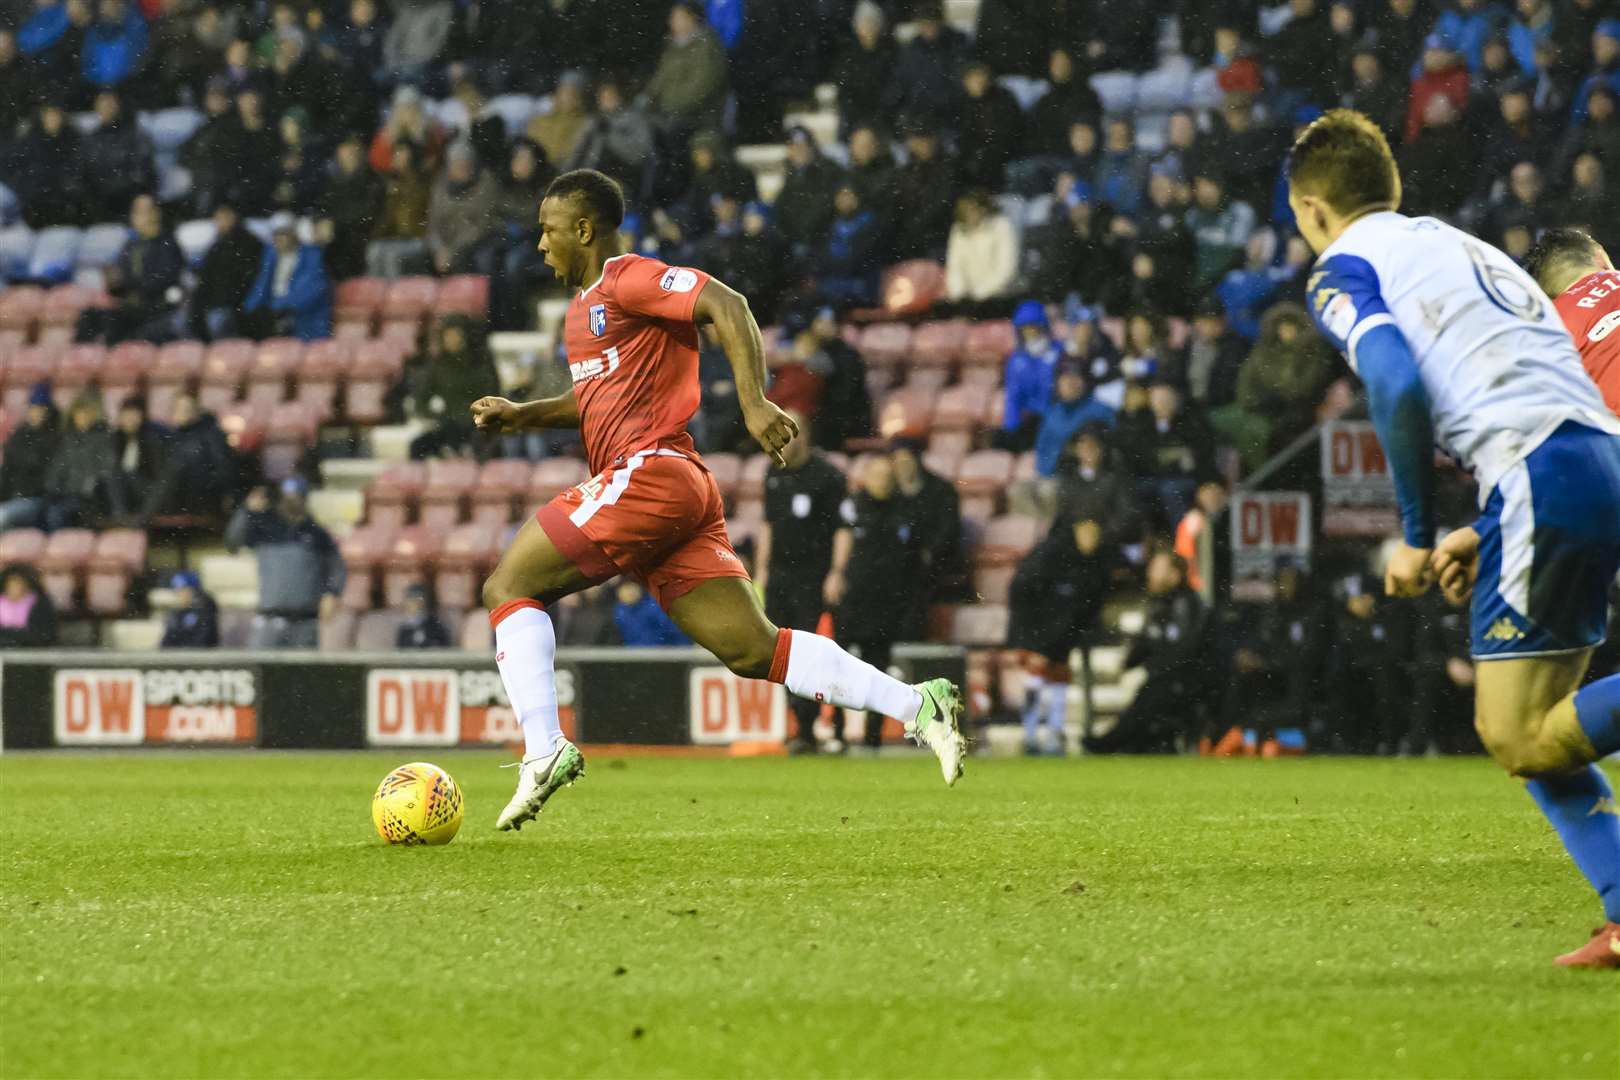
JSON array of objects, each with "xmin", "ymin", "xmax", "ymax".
[{"xmin": 2, "ymin": 0, "xmax": 1614, "ymax": 748}]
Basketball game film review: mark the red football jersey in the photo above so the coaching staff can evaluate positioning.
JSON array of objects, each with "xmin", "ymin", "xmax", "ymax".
[
  {"xmin": 563, "ymin": 253, "xmax": 712, "ymax": 476},
  {"xmin": 1555, "ymin": 269, "xmax": 1620, "ymax": 417}
]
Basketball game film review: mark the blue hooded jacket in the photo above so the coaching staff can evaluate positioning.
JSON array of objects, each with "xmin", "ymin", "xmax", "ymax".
[
  {"xmin": 19, "ymin": 3, "xmax": 71, "ymax": 55},
  {"xmin": 81, "ymin": 6, "xmax": 148, "ymax": 87},
  {"xmin": 1003, "ymin": 329, "xmax": 1066, "ymax": 434},
  {"xmin": 614, "ymin": 592, "xmax": 692, "ymax": 646},
  {"xmin": 244, "ymin": 244, "xmax": 333, "ymax": 341},
  {"xmin": 1034, "ymin": 392, "xmax": 1116, "ymax": 476}
]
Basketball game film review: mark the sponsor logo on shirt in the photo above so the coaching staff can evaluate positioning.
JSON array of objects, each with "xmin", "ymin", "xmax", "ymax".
[
  {"xmin": 659, "ymin": 267, "xmax": 699, "ymax": 293},
  {"xmin": 569, "ymin": 346, "xmax": 622, "ymax": 383},
  {"xmin": 1322, "ymin": 292, "xmax": 1357, "ymax": 341}
]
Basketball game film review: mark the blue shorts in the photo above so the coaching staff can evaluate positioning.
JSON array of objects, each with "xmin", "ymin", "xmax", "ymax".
[{"xmin": 1472, "ymin": 422, "xmax": 1620, "ymax": 659}]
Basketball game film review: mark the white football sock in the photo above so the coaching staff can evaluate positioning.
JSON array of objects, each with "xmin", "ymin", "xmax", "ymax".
[
  {"xmin": 773, "ymin": 629, "xmax": 923, "ymax": 724},
  {"xmin": 491, "ymin": 601, "xmax": 563, "ymax": 759}
]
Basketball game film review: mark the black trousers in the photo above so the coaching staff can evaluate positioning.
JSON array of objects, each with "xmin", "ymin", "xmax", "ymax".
[
  {"xmin": 847, "ymin": 640, "xmax": 894, "ymax": 747},
  {"xmin": 766, "ymin": 577, "xmax": 832, "ymax": 743}
]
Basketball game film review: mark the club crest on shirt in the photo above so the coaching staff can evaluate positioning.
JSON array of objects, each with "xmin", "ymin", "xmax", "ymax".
[{"xmin": 589, "ymin": 303, "xmax": 607, "ymax": 336}]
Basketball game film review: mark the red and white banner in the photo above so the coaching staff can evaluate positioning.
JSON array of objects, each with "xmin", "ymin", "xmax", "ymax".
[
  {"xmin": 54, "ymin": 669, "xmax": 257, "ymax": 745},
  {"xmin": 1230, "ymin": 491, "xmax": 1312, "ymax": 599},
  {"xmin": 1320, "ymin": 421, "xmax": 1398, "ymax": 536},
  {"xmin": 365, "ymin": 668, "xmax": 577, "ymax": 747},
  {"xmin": 688, "ymin": 667, "xmax": 786, "ymax": 744}
]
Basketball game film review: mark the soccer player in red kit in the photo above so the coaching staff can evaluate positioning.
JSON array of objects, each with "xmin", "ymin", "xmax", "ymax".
[
  {"xmin": 471, "ymin": 170, "xmax": 965, "ymax": 830},
  {"xmin": 1526, "ymin": 227, "xmax": 1620, "ymax": 415}
]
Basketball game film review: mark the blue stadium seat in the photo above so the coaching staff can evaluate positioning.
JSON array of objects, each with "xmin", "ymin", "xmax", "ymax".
[
  {"xmin": 0, "ymin": 225, "xmax": 35, "ymax": 281},
  {"xmin": 141, "ymin": 107, "xmax": 205, "ymax": 153},
  {"xmin": 1088, "ymin": 71, "xmax": 1137, "ymax": 115},
  {"xmin": 485, "ymin": 94, "xmax": 538, "ymax": 136},
  {"xmin": 1189, "ymin": 67, "xmax": 1225, "ymax": 110},
  {"xmin": 77, "ymin": 223, "xmax": 131, "ymax": 270},
  {"xmin": 27, "ymin": 227, "xmax": 82, "ymax": 283},
  {"xmin": 1136, "ymin": 60, "xmax": 1194, "ymax": 113},
  {"xmin": 997, "ymin": 76, "xmax": 1050, "ymax": 112},
  {"xmin": 176, "ymin": 218, "xmax": 218, "ymax": 266}
]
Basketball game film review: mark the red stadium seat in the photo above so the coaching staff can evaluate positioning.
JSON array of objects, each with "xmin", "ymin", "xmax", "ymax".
[
  {"xmin": 471, "ymin": 458, "xmax": 532, "ymax": 526},
  {"xmin": 333, "ymin": 317, "xmax": 373, "ymax": 342},
  {"xmin": 345, "ymin": 340, "xmax": 408, "ymax": 424},
  {"xmin": 1013, "ymin": 451, "xmax": 1038, "ymax": 482},
  {"xmin": 244, "ymin": 338, "xmax": 302, "ymax": 407},
  {"xmin": 51, "ymin": 344, "xmax": 105, "ymax": 409},
  {"xmin": 1, "ymin": 346, "xmax": 57, "ymax": 413},
  {"xmin": 878, "ymin": 261, "xmax": 946, "ymax": 317},
  {"xmin": 0, "ymin": 327, "xmax": 25, "ymax": 354},
  {"xmin": 261, "ymin": 402, "xmax": 320, "ymax": 481},
  {"xmin": 975, "ymin": 515, "xmax": 1041, "ymax": 567},
  {"xmin": 963, "ymin": 320, "xmax": 1017, "ymax": 367},
  {"xmin": 704, "ymin": 452, "xmax": 742, "ymax": 502},
  {"xmin": 972, "ymin": 564, "xmax": 1016, "ymax": 605},
  {"xmin": 459, "ymin": 608, "xmax": 494, "ymax": 651},
  {"xmin": 200, "ymin": 339, "xmax": 254, "ymax": 413},
  {"xmin": 875, "ymin": 388, "xmax": 934, "ymax": 438},
  {"xmin": 103, "ymin": 342, "xmax": 156, "ymax": 411},
  {"xmin": 87, "ymin": 528, "xmax": 148, "ymax": 615},
  {"xmin": 334, "ymin": 277, "xmax": 387, "ymax": 322},
  {"xmin": 528, "ymin": 457, "xmax": 589, "ymax": 504},
  {"xmin": 957, "ymin": 449, "xmax": 1014, "ymax": 495},
  {"xmin": 368, "ymin": 462, "xmax": 426, "ymax": 530},
  {"xmin": 436, "ymin": 523, "xmax": 501, "ymax": 609},
  {"xmin": 737, "ymin": 453, "xmax": 771, "ymax": 500},
  {"xmin": 419, "ymin": 458, "xmax": 480, "ymax": 530},
  {"xmin": 40, "ymin": 284, "xmax": 108, "ymax": 329},
  {"xmin": 216, "ymin": 401, "xmax": 268, "ymax": 452},
  {"xmin": 149, "ymin": 341, "xmax": 206, "ymax": 423},
  {"xmin": 950, "ymin": 603, "xmax": 1009, "ymax": 645},
  {"xmin": 902, "ymin": 368, "xmax": 949, "ymax": 395},
  {"xmin": 434, "ymin": 275, "xmax": 489, "ymax": 316},
  {"xmin": 38, "ymin": 528, "xmax": 95, "ymax": 612},
  {"xmin": 319, "ymin": 608, "xmax": 358, "ymax": 651},
  {"xmin": 0, "ymin": 285, "xmax": 45, "ymax": 334},
  {"xmin": 908, "ymin": 319, "xmax": 968, "ymax": 368},
  {"xmin": 338, "ymin": 523, "xmax": 396, "ymax": 610},
  {"xmin": 295, "ymin": 339, "xmax": 350, "ymax": 420},
  {"xmin": 922, "ymin": 445, "xmax": 965, "ymax": 479},
  {"xmin": 855, "ymin": 322, "xmax": 912, "ymax": 365},
  {"xmin": 382, "ymin": 524, "xmax": 445, "ymax": 607},
  {"xmin": 376, "ymin": 318, "xmax": 421, "ymax": 349},
  {"xmin": 0, "ymin": 527, "xmax": 46, "ymax": 565},
  {"xmin": 382, "ymin": 276, "xmax": 438, "ymax": 319},
  {"xmin": 355, "ymin": 608, "xmax": 408, "ymax": 649},
  {"xmin": 932, "ymin": 385, "xmax": 988, "ymax": 432}
]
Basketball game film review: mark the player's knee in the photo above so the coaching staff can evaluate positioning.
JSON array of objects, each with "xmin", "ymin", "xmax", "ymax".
[
  {"xmin": 714, "ymin": 630, "xmax": 777, "ymax": 680},
  {"xmin": 1476, "ymin": 717, "xmax": 1565, "ymax": 778},
  {"xmin": 481, "ymin": 572, "xmax": 518, "ymax": 611}
]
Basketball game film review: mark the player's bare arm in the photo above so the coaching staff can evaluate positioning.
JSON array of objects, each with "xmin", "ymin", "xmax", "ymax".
[
  {"xmin": 691, "ymin": 277, "xmax": 798, "ymax": 465},
  {"xmin": 470, "ymin": 391, "xmax": 581, "ymax": 434}
]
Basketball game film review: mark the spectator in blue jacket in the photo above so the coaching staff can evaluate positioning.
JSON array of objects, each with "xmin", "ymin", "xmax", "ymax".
[
  {"xmin": 613, "ymin": 580, "xmax": 692, "ymax": 645},
  {"xmin": 813, "ymin": 182, "xmax": 881, "ymax": 308},
  {"xmin": 1035, "ymin": 359, "xmax": 1117, "ymax": 477},
  {"xmin": 1215, "ymin": 228, "xmax": 1288, "ymax": 342},
  {"xmin": 18, "ymin": 0, "xmax": 91, "ymax": 95},
  {"xmin": 999, "ymin": 300, "xmax": 1065, "ymax": 451},
  {"xmin": 1431, "ymin": 0, "xmax": 1508, "ymax": 75},
  {"xmin": 1570, "ymin": 19, "xmax": 1620, "ymax": 124},
  {"xmin": 243, "ymin": 220, "xmax": 332, "ymax": 341},
  {"xmin": 81, "ymin": 0, "xmax": 146, "ymax": 90},
  {"xmin": 159, "ymin": 570, "xmax": 220, "ymax": 648},
  {"xmin": 1508, "ymin": 0, "xmax": 1555, "ymax": 76}
]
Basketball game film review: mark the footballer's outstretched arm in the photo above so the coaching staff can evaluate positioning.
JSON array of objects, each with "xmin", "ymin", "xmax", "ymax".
[
  {"xmin": 470, "ymin": 390, "xmax": 580, "ymax": 433},
  {"xmin": 1357, "ymin": 321, "xmax": 1437, "ymax": 550},
  {"xmin": 693, "ymin": 277, "xmax": 798, "ymax": 464}
]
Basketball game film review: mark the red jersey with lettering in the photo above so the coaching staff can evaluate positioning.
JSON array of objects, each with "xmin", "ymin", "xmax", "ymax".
[
  {"xmin": 563, "ymin": 253, "xmax": 712, "ymax": 475},
  {"xmin": 1554, "ymin": 269, "xmax": 1620, "ymax": 417}
]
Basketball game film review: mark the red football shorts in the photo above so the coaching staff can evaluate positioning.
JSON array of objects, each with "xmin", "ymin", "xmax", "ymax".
[{"xmin": 535, "ymin": 448, "xmax": 749, "ymax": 609}]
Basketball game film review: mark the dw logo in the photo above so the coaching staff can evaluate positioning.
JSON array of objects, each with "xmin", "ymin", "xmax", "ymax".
[{"xmin": 589, "ymin": 303, "xmax": 606, "ymax": 336}]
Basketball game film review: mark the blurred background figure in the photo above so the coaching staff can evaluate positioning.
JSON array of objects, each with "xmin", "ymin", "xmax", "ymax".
[
  {"xmin": 395, "ymin": 582, "xmax": 450, "ymax": 648},
  {"xmin": 612, "ymin": 579, "xmax": 691, "ymax": 646},
  {"xmin": 159, "ymin": 569, "xmax": 219, "ymax": 648},
  {"xmin": 0, "ymin": 564, "xmax": 58, "ymax": 648},
  {"xmin": 0, "ymin": 386, "xmax": 60, "ymax": 531},
  {"xmin": 225, "ymin": 477, "xmax": 344, "ymax": 649}
]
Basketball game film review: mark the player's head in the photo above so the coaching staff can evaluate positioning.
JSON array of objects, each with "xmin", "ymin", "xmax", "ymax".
[
  {"xmin": 1286, "ymin": 108, "xmax": 1402, "ymax": 254},
  {"xmin": 1523, "ymin": 226, "xmax": 1613, "ymax": 298},
  {"xmin": 538, "ymin": 169, "xmax": 626, "ymax": 287}
]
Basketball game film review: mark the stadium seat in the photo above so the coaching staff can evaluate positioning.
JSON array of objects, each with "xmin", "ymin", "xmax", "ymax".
[
  {"xmin": 1088, "ymin": 70, "xmax": 1137, "ymax": 113},
  {"xmin": 932, "ymin": 384, "xmax": 989, "ymax": 432},
  {"xmin": 381, "ymin": 276, "xmax": 438, "ymax": 333},
  {"xmin": 376, "ymin": 319, "xmax": 421, "ymax": 350},
  {"xmin": 368, "ymin": 462, "xmax": 427, "ymax": 529},
  {"xmin": 922, "ymin": 448, "xmax": 964, "ymax": 482},
  {"xmin": 875, "ymin": 387, "xmax": 934, "ymax": 438},
  {"xmin": 419, "ymin": 458, "xmax": 480, "ymax": 530},
  {"xmin": 926, "ymin": 429, "xmax": 972, "ymax": 460},
  {"xmin": 434, "ymin": 274, "xmax": 490, "ymax": 316},
  {"xmin": 344, "ymin": 339, "xmax": 408, "ymax": 424},
  {"xmin": 975, "ymin": 515, "xmax": 1041, "ymax": 567},
  {"xmin": 27, "ymin": 226, "xmax": 82, "ymax": 282},
  {"xmin": 972, "ymin": 564, "xmax": 1016, "ymax": 605},
  {"xmin": 76, "ymin": 222, "xmax": 130, "ymax": 270},
  {"xmin": 0, "ymin": 327, "xmax": 25, "ymax": 353},
  {"xmin": 877, "ymin": 261, "xmax": 945, "ymax": 317},
  {"xmin": 855, "ymin": 322, "xmax": 912, "ymax": 365},
  {"xmin": 382, "ymin": 524, "xmax": 445, "ymax": 607},
  {"xmin": 459, "ymin": 608, "xmax": 494, "ymax": 651},
  {"xmin": 1013, "ymin": 451, "xmax": 1038, "ymax": 483},
  {"xmin": 338, "ymin": 523, "xmax": 396, "ymax": 610},
  {"xmin": 51, "ymin": 344, "xmax": 104, "ymax": 409},
  {"xmin": 902, "ymin": 367, "xmax": 950, "ymax": 395},
  {"xmin": 40, "ymin": 284, "xmax": 108, "ymax": 332},
  {"xmin": 0, "ymin": 527, "xmax": 46, "ymax": 565},
  {"xmin": 87, "ymin": 528, "xmax": 148, "ymax": 615},
  {"xmin": 1, "ymin": 346, "xmax": 57, "ymax": 413},
  {"xmin": 175, "ymin": 218, "xmax": 218, "ymax": 266},
  {"xmin": 963, "ymin": 320, "xmax": 1016, "ymax": 368},
  {"xmin": 0, "ymin": 285, "xmax": 45, "ymax": 334},
  {"xmin": 355, "ymin": 609, "xmax": 407, "ymax": 650},
  {"xmin": 1136, "ymin": 59, "xmax": 1194, "ymax": 112},
  {"xmin": 149, "ymin": 341, "xmax": 205, "ymax": 422},
  {"xmin": 319, "ymin": 608, "xmax": 358, "ymax": 651},
  {"xmin": 485, "ymin": 94, "xmax": 538, "ymax": 135},
  {"xmin": 436, "ymin": 523, "xmax": 501, "ymax": 609},
  {"xmin": 335, "ymin": 276, "xmax": 387, "ymax": 323},
  {"xmin": 295, "ymin": 339, "xmax": 349, "ymax": 420},
  {"xmin": 102, "ymin": 341, "xmax": 154, "ymax": 414},
  {"xmin": 704, "ymin": 451, "xmax": 742, "ymax": 502},
  {"xmin": 245, "ymin": 338, "xmax": 304, "ymax": 407},
  {"xmin": 957, "ymin": 450, "xmax": 1015, "ymax": 522},
  {"xmin": 950, "ymin": 603, "xmax": 1009, "ymax": 646},
  {"xmin": 529, "ymin": 456, "xmax": 589, "ymax": 504},
  {"xmin": 142, "ymin": 106, "xmax": 205, "ymax": 152},
  {"xmin": 471, "ymin": 458, "xmax": 532, "ymax": 525},
  {"xmin": 0, "ymin": 224, "xmax": 34, "ymax": 280},
  {"xmin": 216, "ymin": 401, "xmax": 268, "ymax": 452},
  {"xmin": 39, "ymin": 528, "xmax": 95, "ymax": 612},
  {"xmin": 261, "ymin": 402, "xmax": 320, "ymax": 481},
  {"xmin": 199, "ymin": 339, "xmax": 254, "ymax": 413},
  {"xmin": 1189, "ymin": 66, "xmax": 1225, "ymax": 109},
  {"xmin": 908, "ymin": 319, "xmax": 968, "ymax": 368}
]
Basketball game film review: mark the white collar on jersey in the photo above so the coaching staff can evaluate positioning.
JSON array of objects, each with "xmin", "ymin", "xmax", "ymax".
[{"xmin": 581, "ymin": 253, "xmax": 632, "ymax": 297}]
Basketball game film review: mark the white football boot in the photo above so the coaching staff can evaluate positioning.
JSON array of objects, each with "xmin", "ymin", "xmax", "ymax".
[
  {"xmin": 906, "ymin": 678, "xmax": 966, "ymax": 786},
  {"xmin": 495, "ymin": 738, "xmax": 585, "ymax": 831}
]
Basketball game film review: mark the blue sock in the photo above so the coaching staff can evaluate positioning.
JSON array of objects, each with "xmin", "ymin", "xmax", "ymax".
[
  {"xmin": 1526, "ymin": 766, "xmax": 1620, "ymax": 922},
  {"xmin": 1574, "ymin": 673, "xmax": 1620, "ymax": 756}
]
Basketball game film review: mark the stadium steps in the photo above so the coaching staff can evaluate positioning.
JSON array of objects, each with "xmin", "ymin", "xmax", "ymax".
[
  {"xmin": 321, "ymin": 457, "xmax": 392, "ymax": 493},
  {"xmin": 309, "ymin": 488, "xmax": 365, "ymax": 537},
  {"xmin": 368, "ymin": 421, "xmax": 433, "ymax": 464},
  {"xmin": 198, "ymin": 550, "xmax": 258, "ymax": 611},
  {"xmin": 783, "ymin": 110, "xmax": 838, "ymax": 148},
  {"xmin": 107, "ymin": 618, "xmax": 164, "ymax": 651}
]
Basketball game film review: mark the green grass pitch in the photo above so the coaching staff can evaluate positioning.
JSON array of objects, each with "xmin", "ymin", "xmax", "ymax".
[{"xmin": 2, "ymin": 751, "xmax": 1616, "ymax": 1078}]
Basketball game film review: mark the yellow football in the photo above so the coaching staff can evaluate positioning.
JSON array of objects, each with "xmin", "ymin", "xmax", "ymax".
[{"xmin": 371, "ymin": 762, "xmax": 464, "ymax": 845}]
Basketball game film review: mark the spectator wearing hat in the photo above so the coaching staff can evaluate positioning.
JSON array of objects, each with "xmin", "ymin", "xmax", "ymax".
[
  {"xmin": 80, "ymin": 0, "xmax": 147, "ymax": 93},
  {"xmin": 160, "ymin": 570, "xmax": 220, "ymax": 648},
  {"xmin": 44, "ymin": 393, "xmax": 122, "ymax": 531},
  {"xmin": 999, "ymin": 300, "xmax": 1066, "ymax": 452},
  {"xmin": 396, "ymin": 583, "xmax": 451, "ymax": 648},
  {"xmin": 1406, "ymin": 33, "xmax": 1473, "ymax": 142},
  {"xmin": 0, "ymin": 386, "xmax": 60, "ymax": 531},
  {"xmin": 957, "ymin": 58, "xmax": 1024, "ymax": 192},
  {"xmin": 1213, "ymin": 302, "xmax": 1334, "ymax": 471},
  {"xmin": 944, "ymin": 190, "xmax": 1018, "ymax": 314},
  {"xmin": 225, "ymin": 477, "xmax": 345, "ymax": 649},
  {"xmin": 890, "ymin": 119, "xmax": 959, "ymax": 261},
  {"xmin": 1118, "ymin": 379, "xmax": 1218, "ymax": 531},
  {"xmin": 1184, "ymin": 168, "xmax": 1256, "ymax": 293},
  {"xmin": 243, "ymin": 218, "xmax": 332, "ymax": 341},
  {"xmin": 192, "ymin": 204, "xmax": 266, "ymax": 340},
  {"xmin": 879, "ymin": 0, "xmax": 967, "ymax": 132},
  {"xmin": 0, "ymin": 564, "xmax": 57, "ymax": 649},
  {"xmin": 832, "ymin": 2, "xmax": 895, "ymax": 137},
  {"xmin": 1034, "ymin": 359, "xmax": 1116, "ymax": 478},
  {"xmin": 772, "ymin": 124, "xmax": 841, "ymax": 268},
  {"xmin": 642, "ymin": 1, "xmax": 729, "ymax": 138}
]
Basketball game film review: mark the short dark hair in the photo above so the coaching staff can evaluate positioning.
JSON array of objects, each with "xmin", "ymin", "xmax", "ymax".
[
  {"xmin": 1287, "ymin": 108, "xmax": 1401, "ymax": 217},
  {"xmin": 1523, "ymin": 226, "xmax": 1602, "ymax": 295},
  {"xmin": 545, "ymin": 169, "xmax": 626, "ymax": 231}
]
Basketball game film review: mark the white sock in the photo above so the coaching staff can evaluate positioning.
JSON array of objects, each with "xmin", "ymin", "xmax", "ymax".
[
  {"xmin": 776, "ymin": 629, "xmax": 923, "ymax": 725},
  {"xmin": 492, "ymin": 601, "xmax": 563, "ymax": 759}
]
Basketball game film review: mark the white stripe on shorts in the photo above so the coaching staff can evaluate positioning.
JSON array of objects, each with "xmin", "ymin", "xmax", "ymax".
[
  {"xmin": 567, "ymin": 448, "xmax": 687, "ymax": 528},
  {"xmin": 1496, "ymin": 459, "xmax": 1534, "ymax": 618}
]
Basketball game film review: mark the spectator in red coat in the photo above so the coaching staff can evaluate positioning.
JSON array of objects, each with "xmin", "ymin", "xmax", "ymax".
[{"xmin": 1406, "ymin": 33, "xmax": 1472, "ymax": 143}]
